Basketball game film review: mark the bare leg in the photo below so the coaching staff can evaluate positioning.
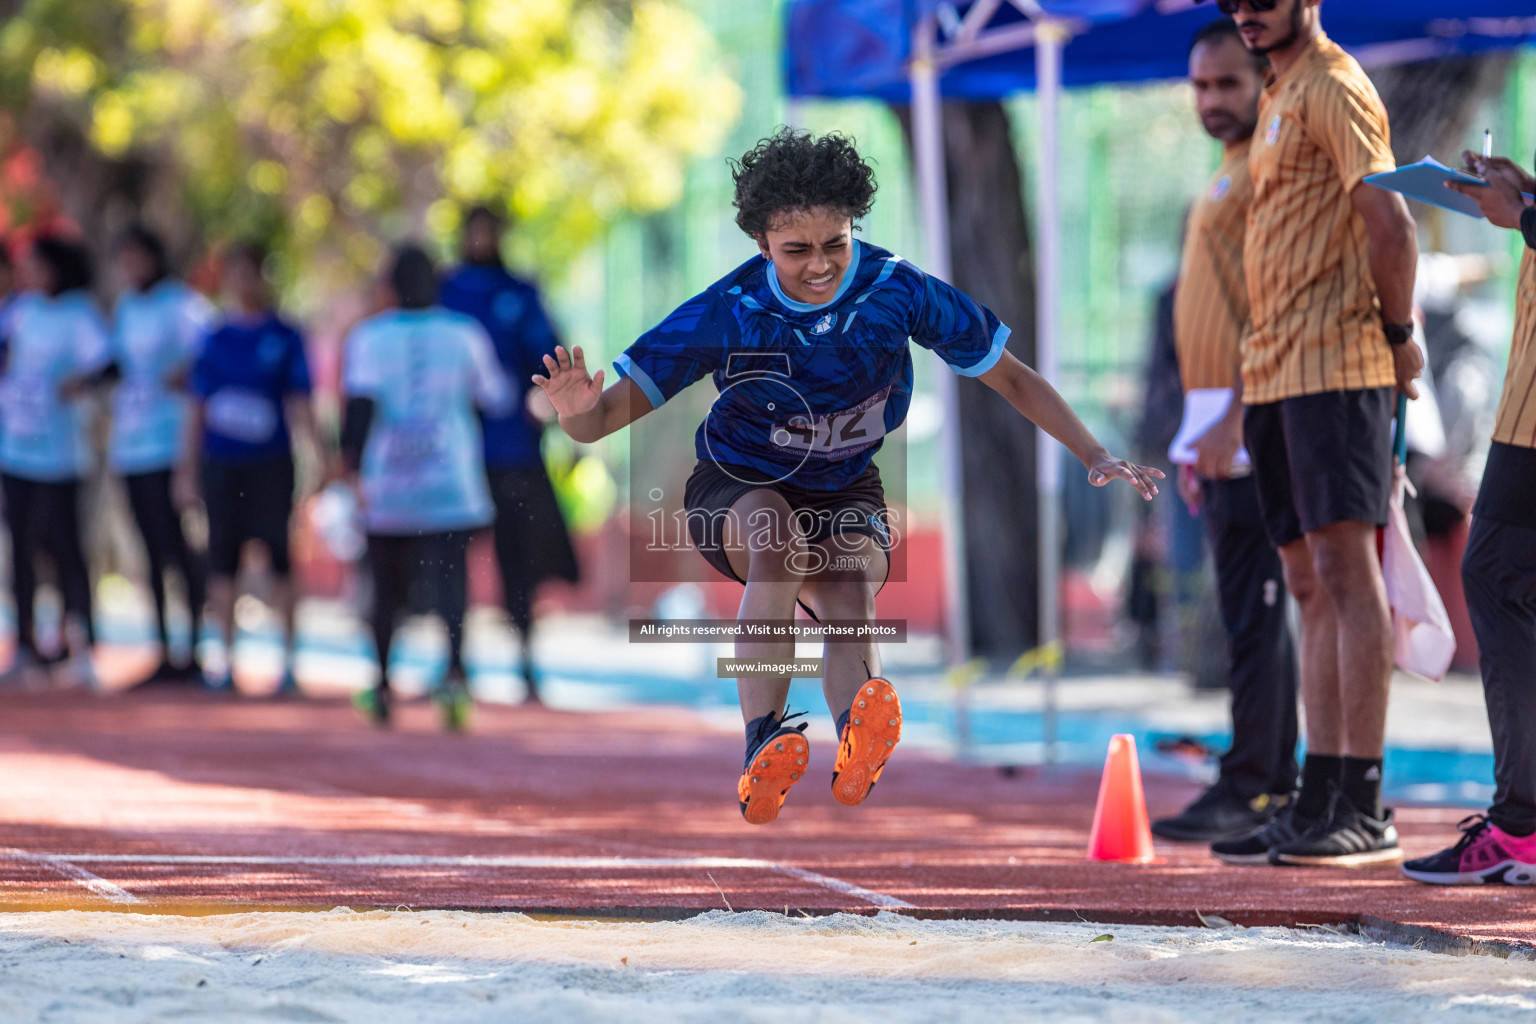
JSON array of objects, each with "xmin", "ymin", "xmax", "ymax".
[
  {"xmin": 798, "ymin": 534, "xmax": 887, "ymax": 719},
  {"xmin": 1307, "ymin": 520, "xmax": 1393, "ymax": 758},
  {"xmin": 722, "ymin": 489, "xmax": 808, "ymax": 724},
  {"xmin": 1279, "ymin": 539, "xmax": 1341, "ymax": 756},
  {"xmin": 271, "ymin": 574, "xmax": 297, "ymax": 673},
  {"xmin": 207, "ymin": 574, "xmax": 237, "ymax": 676}
]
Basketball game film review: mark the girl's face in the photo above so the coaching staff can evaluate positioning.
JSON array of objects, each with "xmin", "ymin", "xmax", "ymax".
[
  {"xmin": 116, "ymin": 243, "xmax": 156, "ymax": 292},
  {"xmin": 757, "ymin": 207, "xmax": 853, "ymax": 306},
  {"xmin": 221, "ymin": 254, "xmax": 266, "ymax": 311},
  {"xmin": 20, "ymin": 251, "xmax": 53, "ymax": 295}
]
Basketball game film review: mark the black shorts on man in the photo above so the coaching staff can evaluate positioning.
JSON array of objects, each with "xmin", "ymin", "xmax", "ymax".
[{"xmin": 1242, "ymin": 387, "xmax": 1394, "ymax": 548}]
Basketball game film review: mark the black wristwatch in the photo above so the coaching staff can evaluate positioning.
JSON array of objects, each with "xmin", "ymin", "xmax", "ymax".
[{"xmin": 1382, "ymin": 321, "xmax": 1414, "ymax": 347}]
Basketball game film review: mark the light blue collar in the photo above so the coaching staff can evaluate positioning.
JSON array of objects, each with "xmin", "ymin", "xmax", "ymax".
[{"xmin": 766, "ymin": 239, "xmax": 862, "ymax": 313}]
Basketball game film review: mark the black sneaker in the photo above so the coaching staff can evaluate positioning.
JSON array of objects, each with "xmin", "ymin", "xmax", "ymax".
[
  {"xmin": 1269, "ymin": 787, "xmax": 1402, "ymax": 867},
  {"xmin": 1152, "ymin": 784, "xmax": 1286, "ymax": 843},
  {"xmin": 1210, "ymin": 800, "xmax": 1310, "ymax": 865}
]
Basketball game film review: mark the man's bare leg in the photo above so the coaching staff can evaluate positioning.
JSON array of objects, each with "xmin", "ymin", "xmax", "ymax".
[
  {"xmin": 1277, "ymin": 538, "xmax": 1344, "ymax": 822},
  {"xmin": 1306, "ymin": 519, "xmax": 1393, "ymax": 819},
  {"xmin": 1306, "ymin": 520, "xmax": 1392, "ymax": 758}
]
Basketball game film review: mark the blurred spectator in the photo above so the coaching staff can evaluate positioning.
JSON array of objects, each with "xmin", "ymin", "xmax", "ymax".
[
  {"xmin": 0, "ymin": 237, "xmax": 110, "ymax": 686},
  {"xmin": 439, "ymin": 205, "xmax": 578, "ymax": 704},
  {"xmin": 176, "ymin": 243, "xmax": 321, "ymax": 693},
  {"xmin": 342, "ymin": 244, "xmax": 512, "ymax": 728},
  {"xmin": 110, "ymin": 224, "xmax": 215, "ymax": 686}
]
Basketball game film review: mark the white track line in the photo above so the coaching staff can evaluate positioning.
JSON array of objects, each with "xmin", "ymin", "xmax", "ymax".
[
  {"xmin": 41, "ymin": 853, "xmax": 914, "ymax": 909},
  {"xmin": 767, "ymin": 864, "xmax": 912, "ymax": 910},
  {"xmin": 1, "ymin": 848, "xmax": 142, "ymax": 905}
]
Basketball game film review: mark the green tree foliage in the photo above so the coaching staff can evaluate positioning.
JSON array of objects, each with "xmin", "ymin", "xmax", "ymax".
[{"xmin": 0, "ymin": 0, "xmax": 741, "ymax": 303}]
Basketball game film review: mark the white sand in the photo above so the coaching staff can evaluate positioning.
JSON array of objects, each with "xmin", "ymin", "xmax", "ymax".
[{"xmin": 0, "ymin": 909, "xmax": 1530, "ymax": 1023}]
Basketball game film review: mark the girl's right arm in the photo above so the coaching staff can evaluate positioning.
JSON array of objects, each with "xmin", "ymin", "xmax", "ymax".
[{"xmin": 533, "ymin": 345, "xmax": 654, "ymax": 443}]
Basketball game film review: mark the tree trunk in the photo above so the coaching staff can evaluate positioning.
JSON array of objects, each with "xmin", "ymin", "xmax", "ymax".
[{"xmin": 900, "ymin": 100, "xmax": 1041, "ymax": 659}]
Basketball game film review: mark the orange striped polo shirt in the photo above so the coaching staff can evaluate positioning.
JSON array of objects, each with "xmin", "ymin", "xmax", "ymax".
[
  {"xmin": 1494, "ymin": 246, "xmax": 1536, "ymax": 449},
  {"xmin": 1243, "ymin": 33, "xmax": 1399, "ymax": 404},
  {"xmin": 1176, "ymin": 139, "xmax": 1253, "ymax": 392}
]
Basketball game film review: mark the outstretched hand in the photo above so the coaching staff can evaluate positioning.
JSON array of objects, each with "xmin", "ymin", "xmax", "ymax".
[
  {"xmin": 531, "ymin": 345, "xmax": 604, "ymax": 419},
  {"xmin": 1087, "ymin": 452, "xmax": 1163, "ymax": 501}
]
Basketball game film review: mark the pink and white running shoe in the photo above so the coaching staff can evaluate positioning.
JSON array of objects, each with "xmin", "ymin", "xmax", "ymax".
[{"xmin": 1402, "ymin": 815, "xmax": 1536, "ymax": 885}]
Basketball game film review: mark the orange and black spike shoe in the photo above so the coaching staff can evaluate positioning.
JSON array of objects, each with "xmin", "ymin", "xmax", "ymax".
[
  {"xmin": 832, "ymin": 676, "xmax": 902, "ymax": 806},
  {"xmin": 737, "ymin": 711, "xmax": 810, "ymax": 826}
]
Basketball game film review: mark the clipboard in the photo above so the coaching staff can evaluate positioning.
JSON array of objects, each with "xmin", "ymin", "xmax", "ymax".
[{"xmin": 1365, "ymin": 156, "xmax": 1533, "ymax": 219}]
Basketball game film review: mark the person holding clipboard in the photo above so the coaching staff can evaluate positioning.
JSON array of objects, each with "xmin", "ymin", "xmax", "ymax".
[
  {"xmin": 1198, "ymin": 0, "xmax": 1424, "ymax": 868},
  {"xmin": 1401, "ymin": 155, "xmax": 1536, "ymax": 885}
]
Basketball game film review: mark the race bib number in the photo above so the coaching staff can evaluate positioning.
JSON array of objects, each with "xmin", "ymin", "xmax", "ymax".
[
  {"xmin": 205, "ymin": 388, "xmax": 278, "ymax": 445},
  {"xmin": 3, "ymin": 374, "xmax": 54, "ymax": 437},
  {"xmin": 770, "ymin": 387, "xmax": 890, "ymax": 460},
  {"xmin": 375, "ymin": 421, "xmax": 447, "ymax": 472},
  {"xmin": 116, "ymin": 377, "xmax": 165, "ymax": 425}
]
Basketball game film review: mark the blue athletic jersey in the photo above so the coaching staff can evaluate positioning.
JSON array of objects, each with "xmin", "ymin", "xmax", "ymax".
[
  {"xmin": 439, "ymin": 264, "xmax": 559, "ymax": 469},
  {"xmin": 343, "ymin": 307, "xmax": 512, "ymax": 535},
  {"xmin": 613, "ymin": 241, "xmax": 1009, "ymax": 490},
  {"xmin": 110, "ymin": 279, "xmax": 215, "ymax": 473},
  {"xmin": 190, "ymin": 310, "xmax": 311, "ymax": 464},
  {"xmin": 0, "ymin": 290, "xmax": 112, "ymax": 481}
]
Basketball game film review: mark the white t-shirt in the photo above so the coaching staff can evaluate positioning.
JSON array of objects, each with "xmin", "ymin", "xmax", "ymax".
[
  {"xmin": 110, "ymin": 279, "xmax": 214, "ymax": 473},
  {"xmin": 0, "ymin": 290, "xmax": 112, "ymax": 481},
  {"xmin": 343, "ymin": 307, "xmax": 512, "ymax": 534}
]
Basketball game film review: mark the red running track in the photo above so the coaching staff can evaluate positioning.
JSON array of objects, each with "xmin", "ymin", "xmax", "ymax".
[{"xmin": 0, "ymin": 689, "xmax": 1528, "ymax": 952}]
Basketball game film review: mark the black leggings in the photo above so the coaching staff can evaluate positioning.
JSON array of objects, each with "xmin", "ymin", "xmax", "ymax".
[
  {"xmin": 124, "ymin": 469, "xmax": 206, "ymax": 653},
  {"xmin": 2, "ymin": 474, "xmax": 94, "ymax": 652},
  {"xmin": 367, "ymin": 531, "xmax": 470, "ymax": 690}
]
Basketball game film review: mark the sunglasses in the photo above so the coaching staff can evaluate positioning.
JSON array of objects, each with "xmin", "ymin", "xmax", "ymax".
[{"xmin": 1213, "ymin": 0, "xmax": 1279, "ymax": 14}]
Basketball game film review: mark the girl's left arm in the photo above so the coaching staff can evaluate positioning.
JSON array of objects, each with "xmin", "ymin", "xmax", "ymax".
[{"xmin": 976, "ymin": 350, "xmax": 1163, "ymax": 500}]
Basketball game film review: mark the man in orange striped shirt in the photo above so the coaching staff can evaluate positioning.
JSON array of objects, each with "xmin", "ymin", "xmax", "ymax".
[
  {"xmin": 1405, "ymin": 156, "xmax": 1536, "ymax": 884},
  {"xmin": 1152, "ymin": 18, "xmax": 1299, "ymax": 845},
  {"xmin": 1202, "ymin": 0, "xmax": 1424, "ymax": 869}
]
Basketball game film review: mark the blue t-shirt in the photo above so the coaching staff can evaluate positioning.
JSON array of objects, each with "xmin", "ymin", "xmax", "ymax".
[
  {"xmin": 613, "ymin": 240, "xmax": 1009, "ymax": 490},
  {"xmin": 110, "ymin": 279, "xmax": 215, "ymax": 473},
  {"xmin": 0, "ymin": 290, "xmax": 112, "ymax": 481},
  {"xmin": 439, "ymin": 264, "xmax": 560, "ymax": 470},
  {"xmin": 343, "ymin": 307, "xmax": 512, "ymax": 535},
  {"xmin": 190, "ymin": 310, "xmax": 311, "ymax": 464}
]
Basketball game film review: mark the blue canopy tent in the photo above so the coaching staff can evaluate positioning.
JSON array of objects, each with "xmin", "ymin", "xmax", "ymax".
[
  {"xmin": 788, "ymin": 1, "xmax": 1536, "ymax": 99},
  {"xmin": 783, "ymin": 1, "xmax": 1536, "ymax": 703}
]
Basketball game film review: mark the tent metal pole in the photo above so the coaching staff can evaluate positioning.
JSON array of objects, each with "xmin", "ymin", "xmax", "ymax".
[
  {"xmin": 1034, "ymin": 17, "xmax": 1067, "ymax": 765},
  {"xmin": 911, "ymin": 17, "xmax": 970, "ymax": 670}
]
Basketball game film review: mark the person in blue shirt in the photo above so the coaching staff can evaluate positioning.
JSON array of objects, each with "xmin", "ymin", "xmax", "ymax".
[
  {"xmin": 111, "ymin": 224, "xmax": 214, "ymax": 686},
  {"xmin": 341, "ymin": 245, "xmax": 513, "ymax": 729},
  {"xmin": 534, "ymin": 129, "xmax": 1164, "ymax": 825},
  {"xmin": 0, "ymin": 237, "xmax": 112, "ymax": 687},
  {"xmin": 439, "ymin": 206, "xmax": 579, "ymax": 704},
  {"xmin": 175, "ymin": 242, "xmax": 321, "ymax": 694}
]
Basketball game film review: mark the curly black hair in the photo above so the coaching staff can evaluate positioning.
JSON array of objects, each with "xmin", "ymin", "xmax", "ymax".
[{"xmin": 730, "ymin": 127, "xmax": 877, "ymax": 239}]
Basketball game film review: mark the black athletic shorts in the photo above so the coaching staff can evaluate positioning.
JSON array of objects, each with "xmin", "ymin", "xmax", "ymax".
[
  {"xmin": 682, "ymin": 458, "xmax": 891, "ymax": 591},
  {"xmin": 202, "ymin": 454, "xmax": 295, "ymax": 578},
  {"xmin": 1243, "ymin": 387, "xmax": 1394, "ymax": 549}
]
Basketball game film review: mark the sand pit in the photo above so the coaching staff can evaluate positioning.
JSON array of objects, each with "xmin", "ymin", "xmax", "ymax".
[{"xmin": 0, "ymin": 909, "xmax": 1531, "ymax": 1022}]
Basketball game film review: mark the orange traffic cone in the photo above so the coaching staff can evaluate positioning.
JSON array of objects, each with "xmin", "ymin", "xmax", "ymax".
[{"xmin": 1087, "ymin": 734, "xmax": 1156, "ymax": 863}]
